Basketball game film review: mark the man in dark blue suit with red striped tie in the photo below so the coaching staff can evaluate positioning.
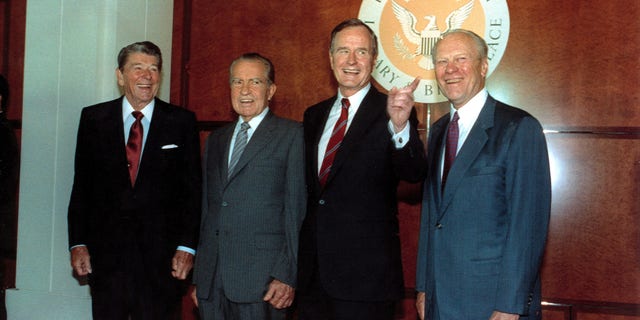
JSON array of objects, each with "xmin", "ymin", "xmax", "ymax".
[{"xmin": 297, "ymin": 18, "xmax": 427, "ymax": 320}]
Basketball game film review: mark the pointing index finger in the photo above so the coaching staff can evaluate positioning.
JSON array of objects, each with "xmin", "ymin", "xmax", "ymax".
[{"xmin": 407, "ymin": 77, "xmax": 421, "ymax": 92}]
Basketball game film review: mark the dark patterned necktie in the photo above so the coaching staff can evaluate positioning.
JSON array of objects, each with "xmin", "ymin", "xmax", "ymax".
[
  {"xmin": 318, "ymin": 98, "xmax": 350, "ymax": 187},
  {"xmin": 442, "ymin": 111, "xmax": 459, "ymax": 189}
]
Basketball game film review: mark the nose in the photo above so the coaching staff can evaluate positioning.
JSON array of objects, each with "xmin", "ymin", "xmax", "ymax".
[
  {"xmin": 239, "ymin": 82, "xmax": 252, "ymax": 95},
  {"xmin": 140, "ymin": 68, "xmax": 152, "ymax": 79},
  {"xmin": 347, "ymin": 51, "xmax": 357, "ymax": 64},
  {"xmin": 444, "ymin": 61, "xmax": 458, "ymax": 73}
]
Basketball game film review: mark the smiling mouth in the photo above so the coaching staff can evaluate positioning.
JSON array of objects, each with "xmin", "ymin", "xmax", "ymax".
[
  {"xmin": 343, "ymin": 69, "xmax": 360, "ymax": 75},
  {"xmin": 444, "ymin": 78, "xmax": 462, "ymax": 84}
]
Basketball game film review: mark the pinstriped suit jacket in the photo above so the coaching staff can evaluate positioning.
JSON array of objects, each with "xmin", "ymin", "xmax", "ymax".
[{"xmin": 194, "ymin": 111, "xmax": 306, "ymax": 303}]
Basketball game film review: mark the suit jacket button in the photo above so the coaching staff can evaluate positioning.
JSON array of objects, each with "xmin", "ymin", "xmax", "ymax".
[
  {"xmin": 318, "ymin": 199, "xmax": 325, "ymax": 205},
  {"xmin": 215, "ymin": 230, "xmax": 219, "ymax": 236},
  {"xmin": 222, "ymin": 201, "xmax": 228, "ymax": 207},
  {"xmin": 435, "ymin": 223, "xmax": 443, "ymax": 229}
]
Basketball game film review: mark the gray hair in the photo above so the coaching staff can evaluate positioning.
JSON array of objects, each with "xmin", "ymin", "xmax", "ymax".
[
  {"xmin": 329, "ymin": 18, "xmax": 378, "ymax": 57},
  {"xmin": 229, "ymin": 52, "xmax": 275, "ymax": 84},
  {"xmin": 432, "ymin": 29, "xmax": 488, "ymax": 63}
]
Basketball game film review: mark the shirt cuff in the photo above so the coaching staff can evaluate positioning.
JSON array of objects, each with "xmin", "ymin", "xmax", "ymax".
[
  {"xmin": 177, "ymin": 246, "xmax": 196, "ymax": 255},
  {"xmin": 388, "ymin": 120, "xmax": 411, "ymax": 149},
  {"xmin": 69, "ymin": 244, "xmax": 86, "ymax": 251}
]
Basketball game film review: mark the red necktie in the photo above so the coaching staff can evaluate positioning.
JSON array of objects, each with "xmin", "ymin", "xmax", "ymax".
[
  {"xmin": 126, "ymin": 111, "xmax": 144, "ymax": 186},
  {"xmin": 442, "ymin": 111, "xmax": 459, "ymax": 189},
  {"xmin": 318, "ymin": 98, "xmax": 350, "ymax": 187}
]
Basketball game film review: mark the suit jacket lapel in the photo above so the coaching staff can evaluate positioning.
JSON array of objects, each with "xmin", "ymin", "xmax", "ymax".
[
  {"xmin": 327, "ymin": 88, "xmax": 384, "ymax": 185},
  {"xmin": 104, "ymin": 97, "xmax": 132, "ymax": 188},
  {"xmin": 427, "ymin": 116, "xmax": 448, "ymax": 208},
  {"xmin": 218, "ymin": 124, "xmax": 235, "ymax": 184},
  {"xmin": 227, "ymin": 111, "xmax": 277, "ymax": 182},
  {"xmin": 137, "ymin": 99, "xmax": 168, "ymax": 184},
  {"xmin": 440, "ymin": 96, "xmax": 497, "ymax": 215},
  {"xmin": 310, "ymin": 99, "xmax": 335, "ymax": 190}
]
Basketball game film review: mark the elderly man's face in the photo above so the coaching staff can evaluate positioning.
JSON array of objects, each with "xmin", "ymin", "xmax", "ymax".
[
  {"xmin": 116, "ymin": 52, "xmax": 161, "ymax": 110},
  {"xmin": 229, "ymin": 60, "xmax": 276, "ymax": 122},
  {"xmin": 330, "ymin": 26, "xmax": 376, "ymax": 97},
  {"xmin": 434, "ymin": 33, "xmax": 488, "ymax": 109}
]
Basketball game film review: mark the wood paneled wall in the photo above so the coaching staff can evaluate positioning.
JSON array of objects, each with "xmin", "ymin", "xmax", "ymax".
[
  {"xmin": 172, "ymin": 1, "xmax": 640, "ymax": 319},
  {"xmin": 0, "ymin": 0, "xmax": 25, "ymax": 124}
]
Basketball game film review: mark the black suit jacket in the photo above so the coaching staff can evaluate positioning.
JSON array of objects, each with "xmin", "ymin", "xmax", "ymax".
[
  {"xmin": 298, "ymin": 86, "xmax": 427, "ymax": 301},
  {"xmin": 68, "ymin": 97, "xmax": 201, "ymax": 292}
]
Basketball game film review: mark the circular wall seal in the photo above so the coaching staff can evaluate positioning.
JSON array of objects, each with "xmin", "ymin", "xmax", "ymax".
[{"xmin": 359, "ymin": 0, "xmax": 510, "ymax": 103}]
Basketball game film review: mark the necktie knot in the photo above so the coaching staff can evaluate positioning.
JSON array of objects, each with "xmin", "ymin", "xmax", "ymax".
[
  {"xmin": 132, "ymin": 111, "xmax": 144, "ymax": 121},
  {"xmin": 240, "ymin": 121, "xmax": 250, "ymax": 131},
  {"xmin": 451, "ymin": 111, "xmax": 459, "ymax": 124},
  {"xmin": 341, "ymin": 98, "xmax": 350, "ymax": 110}
]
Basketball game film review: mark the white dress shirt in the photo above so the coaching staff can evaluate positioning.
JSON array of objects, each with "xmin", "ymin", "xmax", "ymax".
[
  {"xmin": 440, "ymin": 89, "xmax": 488, "ymax": 178},
  {"xmin": 317, "ymin": 84, "xmax": 411, "ymax": 174}
]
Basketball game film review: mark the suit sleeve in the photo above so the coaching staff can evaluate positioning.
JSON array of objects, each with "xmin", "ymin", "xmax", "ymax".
[
  {"xmin": 175, "ymin": 111, "xmax": 202, "ymax": 250},
  {"xmin": 494, "ymin": 116, "xmax": 551, "ymax": 314},
  {"xmin": 269, "ymin": 124, "xmax": 307, "ymax": 287},
  {"xmin": 392, "ymin": 109, "xmax": 428, "ymax": 182},
  {"xmin": 67, "ymin": 108, "xmax": 93, "ymax": 248}
]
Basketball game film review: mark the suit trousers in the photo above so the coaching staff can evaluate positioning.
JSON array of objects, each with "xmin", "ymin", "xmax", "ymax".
[
  {"xmin": 89, "ymin": 224, "xmax": 182, "ymax": 320},
  {"xmin": 296, "ymin": 264, "xmax": 395, "ymax": 320},
  {"xmin": 198, "ymin": 269, "xmax": 286, "ymax": 320}
]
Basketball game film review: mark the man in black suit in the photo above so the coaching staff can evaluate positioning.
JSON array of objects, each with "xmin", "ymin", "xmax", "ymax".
[
  {"xmin": 192, "ymin": 53, "xmax": 306, "ymax": 320},
  {"xmin": 296, "ymin": 19, "xmax": 427, "ymax": 320},
  {"xmin": 68, "ymin": 41, "xmax": 201, "ymax": 319}
]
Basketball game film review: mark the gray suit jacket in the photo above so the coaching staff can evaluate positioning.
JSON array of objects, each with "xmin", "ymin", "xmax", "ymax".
[
  {"xmin": 416, "ymin": 95, "xmax": 551, "ymax": 319},
  {"xmin": 194, "ymin": 111, "xmax": 306, "ymax": 303}
]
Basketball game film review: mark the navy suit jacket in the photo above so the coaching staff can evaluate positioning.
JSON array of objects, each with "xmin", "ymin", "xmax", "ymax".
[
  {"xmin": 68, "ymin": 97, "xmax": 201, "ymax": 292},
  {"xmin": 193, "ymin": 111, "xmax": 306, "ymax": 303},
  {"xmin": 298, "ymin": 86, "xmax": 427, "ymax": 301},
  {"xmin": 416, "ymin": 95, "xmax": 551, "ymax": 319}
]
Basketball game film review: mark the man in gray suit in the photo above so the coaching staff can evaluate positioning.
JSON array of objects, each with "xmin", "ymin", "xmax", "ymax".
[{"xmin": 192, "ymin": 53, "xmax": 306, "ymax": 320}]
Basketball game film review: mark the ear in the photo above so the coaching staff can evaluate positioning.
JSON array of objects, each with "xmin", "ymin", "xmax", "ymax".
[
  {"xmin": 267, "ymin": 83, "xmax": 277, "ymax": 100},
  {"xmin": 329, "ymin": 51, "xmax": 335, "ymax": 70},
  {"xmin": 116, "ymin": 68, "xmax": 124, "ymax": 86},
  {"xmin": 480, "ymin": 58, "xmax": 489, "ymax": 78}
]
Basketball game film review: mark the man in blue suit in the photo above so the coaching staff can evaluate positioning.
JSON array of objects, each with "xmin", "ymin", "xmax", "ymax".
[{"xmin": 415, "ymin": 30, "xmax": 551, "ymax": 319}]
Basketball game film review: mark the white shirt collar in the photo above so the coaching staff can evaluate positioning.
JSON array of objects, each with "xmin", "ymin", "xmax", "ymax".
[
  {"xmin": 337, "ymin": 83, "xmax": 371, "ymax": 110},
  {"xmin": 236, "ymin": 107, "xmax": 269, "ymax": 139},
  {"xmin": 122, "ymin": 98, "xmax": 155, "ymax": 122},
  {"xmin": 450, "ymin": 89, "xmax": 487, "ymax": 125}
]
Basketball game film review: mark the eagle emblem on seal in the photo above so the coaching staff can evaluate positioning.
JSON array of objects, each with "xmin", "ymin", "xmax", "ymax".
[{"xmin": 391, "ymin": 0, "xmax": 475, "ymax": 70}]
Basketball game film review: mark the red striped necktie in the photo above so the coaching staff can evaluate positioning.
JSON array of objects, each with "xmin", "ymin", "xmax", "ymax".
[{"xmin": 318, "ymin": 98, "xmax": 350, "ymax": 187}]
